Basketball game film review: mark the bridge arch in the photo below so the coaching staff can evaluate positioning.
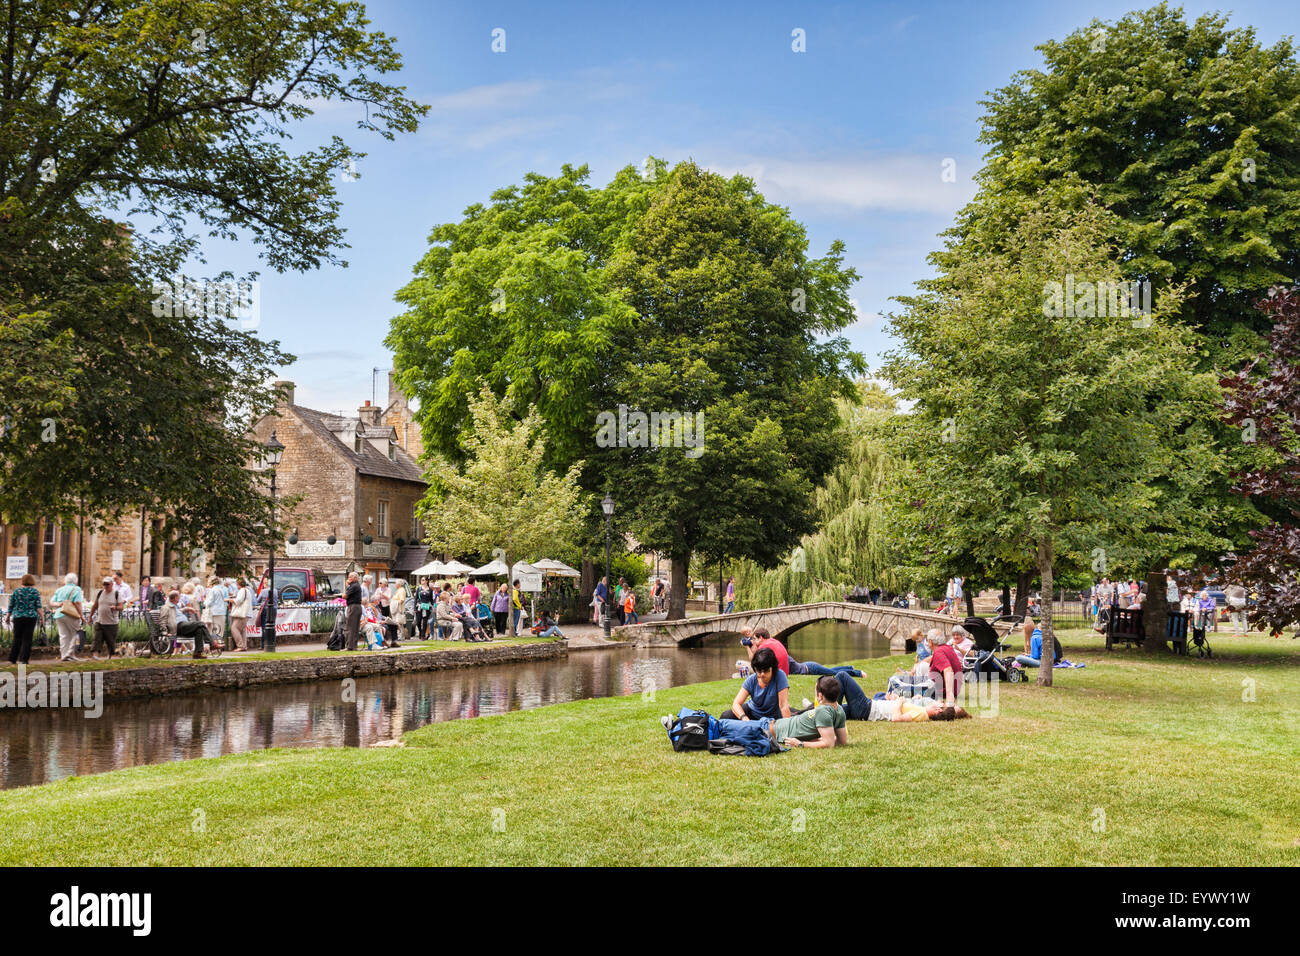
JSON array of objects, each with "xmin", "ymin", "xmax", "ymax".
[{"xmin": 615, "ymin": 601, "xmax": 957, "ymax": 650}]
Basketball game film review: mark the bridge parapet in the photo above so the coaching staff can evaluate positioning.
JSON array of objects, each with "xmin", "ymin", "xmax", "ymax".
[{"xmin": 613, "ymin": 601, "xmax": 958, "ymax": 648}]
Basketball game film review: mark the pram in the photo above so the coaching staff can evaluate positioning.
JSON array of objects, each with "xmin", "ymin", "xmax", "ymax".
[{"xmin": 960, "ymin": 616, "xmax": 1027, "ymax": 683}]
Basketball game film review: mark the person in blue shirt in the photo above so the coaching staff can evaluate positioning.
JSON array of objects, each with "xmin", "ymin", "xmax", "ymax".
[
  {"xmin": 721, "ymin": 646, "xmax": 792, "ymax": 720},
  {"xmin": 1015, "ymin": 623, "xmax": 1062, "ymax": 668}
]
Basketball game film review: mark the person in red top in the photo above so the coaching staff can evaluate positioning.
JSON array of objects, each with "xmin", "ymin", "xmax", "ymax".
[
  {"xmin": 925, "ymin": 628, "xmax": 963, "ymax": 705},
  {"xmin": 741, "ymin": 626, "xmax": 789, "ymax": 675}
]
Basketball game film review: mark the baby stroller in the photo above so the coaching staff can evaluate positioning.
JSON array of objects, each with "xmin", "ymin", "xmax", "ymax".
[
  {"xmin": 960, "ymin": 616, "xmax": 1026, "ymax": 683},
  {"xmin": 1188, "ymin": 612, "xmax": 1213, "ymax": 658},
  {"xmin": 326, "ymin": 607, "xmax": 346, "ymax": 651}
]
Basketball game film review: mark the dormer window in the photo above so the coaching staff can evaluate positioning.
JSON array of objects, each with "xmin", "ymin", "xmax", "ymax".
[
  {"xmin": 354, "ymin": 432, "xmax": 363, "ymax": 453},
  {"xmin": 388, "ymin": 440, "xmax": 396, "ymax": 461}
]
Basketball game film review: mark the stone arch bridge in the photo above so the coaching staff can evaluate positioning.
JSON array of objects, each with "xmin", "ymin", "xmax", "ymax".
[{"xmin": 614, "ymin": 602, "xmax": 959, "ymax": 649}]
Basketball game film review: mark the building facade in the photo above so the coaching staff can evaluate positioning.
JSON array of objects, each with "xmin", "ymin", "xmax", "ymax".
[{"xmin": 247, "ymin": 378, "xmax": 429, "ymax": 583}]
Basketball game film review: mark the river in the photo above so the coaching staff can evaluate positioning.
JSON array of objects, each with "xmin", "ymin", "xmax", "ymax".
[{"xmin": 0, "ymin": 621, "xmax": 892, "ymax": 789}]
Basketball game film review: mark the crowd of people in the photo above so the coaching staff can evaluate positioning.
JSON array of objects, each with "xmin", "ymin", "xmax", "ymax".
[
  {"xmin": 2, "ymin": 570, "xmax": 255, "ymax": 662},
  {"xmin": 663, "ymin": 625, "xmax": 973, "ymax": 752}
]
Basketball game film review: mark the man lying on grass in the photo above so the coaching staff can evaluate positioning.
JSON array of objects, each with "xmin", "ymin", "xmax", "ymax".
[{"xmin": 756, "ymin": 675, "xmax": 848, "ymax": 749}]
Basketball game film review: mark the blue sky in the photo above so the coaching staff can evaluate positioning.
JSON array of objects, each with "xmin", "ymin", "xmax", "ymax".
[{"xmin": 190, "ymin": 0, "xmax": 1298, "ymax": 412}]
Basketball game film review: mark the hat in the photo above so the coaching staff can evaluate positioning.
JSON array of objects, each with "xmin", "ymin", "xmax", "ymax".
[{"xmin": 102, "ymin": 577, "xmax": 114, "ymax": 585}]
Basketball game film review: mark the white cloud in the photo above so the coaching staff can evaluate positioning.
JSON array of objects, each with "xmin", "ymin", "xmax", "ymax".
[
  {"xmin": 423, "ymin": 80, "xmax": 545, "ymax": 113},
  {"xmin": 709, "ymin": 155, "xmax": 978, "ymax": 215}
]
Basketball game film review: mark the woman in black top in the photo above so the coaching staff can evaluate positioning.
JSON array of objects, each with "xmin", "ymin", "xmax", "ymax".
[{"xmin": 414, "ymin": 577, "xmax": 434, "ymax": 641}]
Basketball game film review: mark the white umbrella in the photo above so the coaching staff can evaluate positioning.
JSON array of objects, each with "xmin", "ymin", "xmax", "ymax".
[
  {"xmin": 411, "ymin": 559, "xmax": 448, "ymax": 577},
  {"xmin": 533, "ymin": 558, "xmax": 581, "ymax": 578},
  {"xmin": 469, "ymin": 558, "xmax": 509, "ymax": 577},
  {"xmin": 441, "ymin": 559, "xmax": 475, "ymax": 576}
]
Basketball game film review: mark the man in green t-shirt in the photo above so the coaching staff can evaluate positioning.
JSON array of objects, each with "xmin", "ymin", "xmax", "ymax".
[{"xmin": 768, "ymin": 676, "xmax": 848, "ymax": 749}]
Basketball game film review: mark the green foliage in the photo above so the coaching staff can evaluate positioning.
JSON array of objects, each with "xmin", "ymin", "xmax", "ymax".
[
  {"xmin": 0, "ymin": 0, "xmax": 426, "ymax": 561},
  {"xmin": 974, "ymin": 2, "xmax": 1300, "ymax": 350},
  {"xmin": 883, "ymin": 192, "xmax": 1228, "ymax": 672},
  {"xmin": 420, "ymin": 388, "xmax": 588, "ymax": 585},
  {"xmin": 600, "ymin": 162, "xmax": 864, "ymax": 589},
  {"xmin": 390, "ymin": 160, "xmax": 863, "ymax": 601},
  {"xmin": 731, "ymin": 382, "xmax": 903, "ymax": 607}
]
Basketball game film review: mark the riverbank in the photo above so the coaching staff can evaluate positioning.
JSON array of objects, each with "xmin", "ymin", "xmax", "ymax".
[
  {"xmin": 0, "ymin": 638, "xmax": 564, "ymax": 701},
  {"xmin": 1, "ymin": 628, "xmax": 1296, "ymax": 865}
]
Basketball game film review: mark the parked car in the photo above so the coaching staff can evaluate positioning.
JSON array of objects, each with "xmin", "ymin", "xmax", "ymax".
[{"xmin": 254, "ymin": 568, "xmax": 347, "ymax": 604}]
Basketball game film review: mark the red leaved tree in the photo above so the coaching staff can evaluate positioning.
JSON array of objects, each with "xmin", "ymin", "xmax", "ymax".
[{"xmin": 1220, "ymin": 288, "xmax": 1300, "ymax": 636}]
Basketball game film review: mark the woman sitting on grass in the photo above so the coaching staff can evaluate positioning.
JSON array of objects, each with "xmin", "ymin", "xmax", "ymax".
[{"xmin": 721, "ymin": 646, "xmax": 791, "ymax": 720}]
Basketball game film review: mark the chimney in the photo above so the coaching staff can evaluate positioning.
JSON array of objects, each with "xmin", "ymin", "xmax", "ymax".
[
  {"xmin": 359, "ymin": 399, "xmax": 382, "ymax": 427},
  {"xmin": 274, "ymin": 380, "xmax": 295, "ymax": 406},
  {"xmin": 387, "ymin": 369, "xmax": 405, "ymax": 411}
]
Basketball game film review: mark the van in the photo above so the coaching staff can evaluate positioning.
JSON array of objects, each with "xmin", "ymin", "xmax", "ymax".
[{"xmin": 254, "ymin": 568, "xmax": 347, "ymax": 604}]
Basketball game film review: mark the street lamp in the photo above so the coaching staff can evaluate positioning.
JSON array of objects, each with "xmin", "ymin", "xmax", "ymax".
[
  {"xmin": 602, "ymin": 493, "xmax": 614, "ymax": 640},
  {"xmin": 262, "ymin": 431, "xmax": 285, "ymax": 652}
]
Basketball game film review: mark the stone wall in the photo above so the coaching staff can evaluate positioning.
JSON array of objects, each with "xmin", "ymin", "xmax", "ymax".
[{"xmin": 96, "ymin": 640, "xmax": 566, "ymax": 701}]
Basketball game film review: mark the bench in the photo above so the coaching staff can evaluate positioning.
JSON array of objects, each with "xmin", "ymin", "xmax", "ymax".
[{"xmin": 1104, "ymin": 606, "xmax": 1145, "ymax": 650}]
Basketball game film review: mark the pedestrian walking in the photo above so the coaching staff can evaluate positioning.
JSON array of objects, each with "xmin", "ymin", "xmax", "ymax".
[
  {"xmin": 724, "ymin": 576, "xmax": 735, "ymax": 614},
  {"xmin": 89, "ymin": 576, "xmax": 124, "ymax": 659},
  {"xmin": 3, "ymin": 573, "xmax": 43, "ymax": 664},
  {"xmin": 49, "ymin": 573, "xmax": 85, "ymax": 661},
  {"xmin": 229, "ymin": 576, "xmax": 252, "ymax": 650},
  {"xmin": 491, "ymin": 583, "xmax": 510, "ymax": 635}
]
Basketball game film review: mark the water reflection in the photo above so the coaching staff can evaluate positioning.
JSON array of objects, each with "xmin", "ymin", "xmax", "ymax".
[{"xmin": 0, "ymin": 622, "xmax": 890, "ymax": 789}]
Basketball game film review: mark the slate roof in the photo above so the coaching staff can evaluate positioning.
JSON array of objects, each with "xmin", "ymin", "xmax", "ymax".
[{"xmin": 290, "ymin": 404, "xmax": 426, "ymax": 485}]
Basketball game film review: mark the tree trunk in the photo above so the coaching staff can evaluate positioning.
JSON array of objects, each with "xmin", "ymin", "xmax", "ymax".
[
  {"xmin": 1012, "ymin": 569, "xmax": 1031, "ymax": 618},
  {"xmin": 964, "ymin": 583, "xmax": 975, "ymax": 619},
  {"xmin": 1000, "ymin": 583, "xmax": 1011, "ymax": 619},
  {"xmin": 1141, "ymin": 568, "xmax": 1168, "ymax": 655},
  {"xmin": 667, "ymin": 552, "xmax": 690, "ymax": 620},
  {"xmin": 1036, "ymin": 542, "xmax": 1054, "ymax": 687}
]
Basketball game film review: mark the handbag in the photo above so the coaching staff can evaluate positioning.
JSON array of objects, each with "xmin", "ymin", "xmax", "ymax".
[{"xmin": 60, "ymin": 598, "xmax": 82, "ymax": 620}]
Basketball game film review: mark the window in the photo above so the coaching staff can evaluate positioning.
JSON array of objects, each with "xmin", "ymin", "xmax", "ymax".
[
  {"xmin": 25, "ymin": 523, "xmax": 38, "ymax": 572},
  {"xmin": 410, "ymin": 506, "xmax": 420, "ymax": 542},
  {"xmin": 58, "ymin": 527, "xmax": 72, "ymax": 576},
  {"xmin": 354, "ymin": 431, "xmax": 363, "ymax": 453},
  {"xmin": 388, "ymin": 440, "xmax": 396, "ymax": 461},
  {"xmin": 377, "ymin": 500, "xmax": 388, "ymax": 538},
  {"xmin": 42, "ymin": 521, "xmax": 56, "ymax": 571}
]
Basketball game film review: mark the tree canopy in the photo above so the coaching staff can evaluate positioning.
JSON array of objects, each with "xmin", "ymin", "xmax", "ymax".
[
  {"xmin": 973, "ymin": 2, "xmax": 1300, "ymax": 350},
  {"xmin": 0, "ymin": 0, "xmax": 425, "ymax": 559},
  {"xmin": 883, "ymin": 193, "xmax": 1224, "ymax": 682}
]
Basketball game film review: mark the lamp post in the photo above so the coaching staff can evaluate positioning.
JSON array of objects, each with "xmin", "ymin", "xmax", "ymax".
[
  {"xmin": 261, "ymin": 431, "xmax": 285, "ymax": 652},
  {"xmin": 602, "ymin": 493, "xmax": 614, "ymax": 640}
]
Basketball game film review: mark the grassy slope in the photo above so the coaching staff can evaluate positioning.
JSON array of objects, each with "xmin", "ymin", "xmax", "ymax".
[{"xmin": 1, "ymin": 629, "xmax": 1297, "ymax": 866}]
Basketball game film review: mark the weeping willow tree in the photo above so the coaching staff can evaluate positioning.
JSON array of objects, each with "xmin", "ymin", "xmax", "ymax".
[{"xmin": 728, "ymin": 382, "xmax": 902, "ymax": 608}]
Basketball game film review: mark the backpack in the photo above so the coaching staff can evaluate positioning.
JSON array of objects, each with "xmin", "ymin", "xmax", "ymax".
[{"xmin": 667, "ymin": 707, "xmax": 719, "ymax": 751}]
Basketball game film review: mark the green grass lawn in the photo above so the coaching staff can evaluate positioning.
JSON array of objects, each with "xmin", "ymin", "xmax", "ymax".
[
  {"xmin": 0, "ymin": 637, "xmax": 557, "ymax": 672},
  {"xmin": 1, "ymin": 627, "xmax": 1297, "ymax": 866}
]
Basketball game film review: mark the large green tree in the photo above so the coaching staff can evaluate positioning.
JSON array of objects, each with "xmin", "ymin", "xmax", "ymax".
[
  {"xmin": 602, "ymin": 162, "xmax": 863, "ymax": 618},
  {"xmin": 883, "ymin": 194, "xmax": 1225, "ymax": 683},
  {"xmin": 0, "ymin": 0, "xmax": 424, "ymax": 559},
  {"xmin": 973, "ymin": 2, "xmax": 1300, "ymax": 350},
  {"xmin": 389, "ymin": 161, "xmax": 862, "ymax": 616}
]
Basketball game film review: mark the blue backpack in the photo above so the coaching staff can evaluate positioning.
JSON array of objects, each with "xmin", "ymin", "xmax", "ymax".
[{"xmin": 667, "ymin": 707, "xmax": 720, "ymax": 751}]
